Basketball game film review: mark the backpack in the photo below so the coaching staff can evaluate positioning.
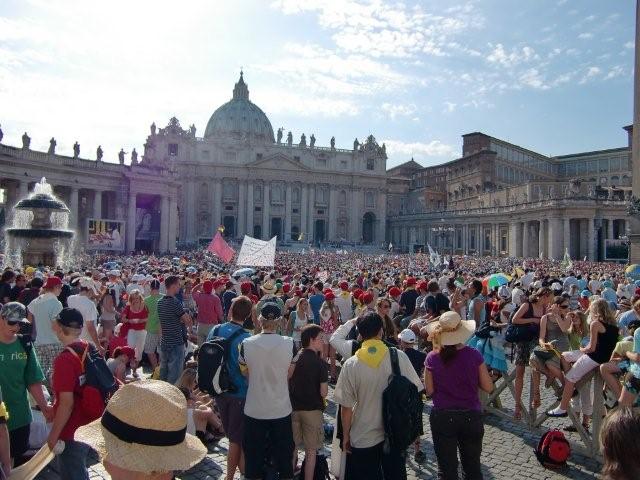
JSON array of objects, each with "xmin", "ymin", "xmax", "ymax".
[
  {"xmin": 17, "ymin": 334, "xmax": 33, "ymax": 360},
  {"xmin": 504, "ymin": 303, "xmax": 539, "ymax": 343},
  {"xmin": 298, "ymin": 453, "xmax": 331, "ymax": 480},
  {"xmin": 535, "ymin": 429, "xmax": 571, "ymax": 468},
  {"xmin": 197, "ymin": 324, "xmax": 245, "ymax": 396},
  {"xmin": 66, "ymin": 342, "xmax": 119, "ymax": 422},
  {"xmin": 382, "ymin": 347, "xmax": 424, "ymax": 451}
]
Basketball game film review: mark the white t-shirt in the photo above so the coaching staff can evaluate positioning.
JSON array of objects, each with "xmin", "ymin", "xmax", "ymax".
[
  {"xmin": 240, "ymin": 333, "xmax": 294, "ymax": 420},
  {"xmin": 67, "ymin": 294, "xmax": 98, "ymax": 344},
  {"xmin": 28, "ymin": 293, "xmax": 63, "ymax": 345},
  {"xmin": 334, "ymin": 347, "xmax": 423, "ymax": 448}
]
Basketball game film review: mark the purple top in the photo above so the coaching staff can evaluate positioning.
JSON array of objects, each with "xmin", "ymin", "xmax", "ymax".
[{"xmin": 425, "ymin": 346, "xmax": 483, "ymax": 412}]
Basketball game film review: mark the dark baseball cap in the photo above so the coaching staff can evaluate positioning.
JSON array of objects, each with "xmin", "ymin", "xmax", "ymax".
[
  {"xmin": 261, "ymin": 303, "xmax": 282, "ymax": 320},
  {"xmin": 57, "ymin": 308, "xmax": 84, "ymax": 329}
]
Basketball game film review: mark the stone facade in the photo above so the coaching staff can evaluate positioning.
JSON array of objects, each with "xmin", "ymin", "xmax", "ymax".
[{"xmin": 0, "ymin": 73, "xmax": 388, "ymax": 253}]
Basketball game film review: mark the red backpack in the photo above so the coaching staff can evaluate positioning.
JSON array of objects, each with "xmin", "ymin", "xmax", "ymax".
[{"xmin": 535, "ymin": 429, "xmax": 571, "ymax": 468}]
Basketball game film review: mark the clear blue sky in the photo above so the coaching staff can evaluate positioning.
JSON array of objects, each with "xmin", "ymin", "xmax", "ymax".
[{"xmin": 0, "ymin": 0, "xmax": 635, "ymax": 168}]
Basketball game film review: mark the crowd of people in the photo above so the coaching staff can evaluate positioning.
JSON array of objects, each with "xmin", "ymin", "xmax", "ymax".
[{"xmin": 0, "ymin": 249, "xmax": 639, "ymax": 479}]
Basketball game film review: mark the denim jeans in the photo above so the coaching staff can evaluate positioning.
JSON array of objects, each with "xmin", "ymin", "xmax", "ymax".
[
  {"xmin": 159, "ymin": 343, "xmax": 185, "ymax": 385},
  {"xmin": 56, "ymin": 440, "xmax": 89, "ymax": 480},
  {"xmin": 429, "ymin": 409, "xmax": 484, "ymax": 480}
]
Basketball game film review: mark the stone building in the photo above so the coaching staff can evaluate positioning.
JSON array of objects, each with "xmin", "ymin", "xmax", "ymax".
[
  {"xmin": 0, "ymin": 72, "xmax": 389, "ymax": 253},
  {"xmin": 0, "ymin": 72, "xmax": 633, "ymax": 259},
  {"xmin": 388, "ymin": 129, "xmax": 632, "ymax": 261}
]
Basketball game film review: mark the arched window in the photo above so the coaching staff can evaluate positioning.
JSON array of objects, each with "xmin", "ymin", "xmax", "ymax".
[
  {"xmin": 339, "ymin": 190, "xmax": 347, "ymax": 206},
  {"xmin": 365, "ymin": 191, "xmax": 375, "ymax": 208}
]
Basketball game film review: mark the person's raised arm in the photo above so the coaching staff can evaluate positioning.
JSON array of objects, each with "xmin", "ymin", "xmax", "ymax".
[
  {"xmin": 330, "ymin": 318, "xmax": 357, "ymax": 359},
  {"xmin": 538, "ymin": 315, "xmax": 548, "ymax": 348}
]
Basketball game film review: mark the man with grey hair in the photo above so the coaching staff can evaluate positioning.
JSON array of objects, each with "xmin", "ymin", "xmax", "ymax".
[{"xmin": 239, "ymin": 303, "xmax": 297, "ymax": 480}]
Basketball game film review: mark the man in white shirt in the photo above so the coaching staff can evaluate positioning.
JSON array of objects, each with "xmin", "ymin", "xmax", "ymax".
[
  {"xmin": 67, "ymin": 277, "xmax": 103, "ymax": 353},
  {"xmin": 239, "ymin": 303, "xmax": 296, "ymax": 480},
  {"xmin": 334, "ymin": 281, "xmax": 353, "ymax": 324},
  {"xmin": 334, "ymin": 311, "xmax": 422, "ymax": 480}
]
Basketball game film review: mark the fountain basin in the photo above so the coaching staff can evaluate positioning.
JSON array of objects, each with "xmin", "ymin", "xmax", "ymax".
[
  {"xmin": 5, "ymin": 228, "xmax": 74, "ymax": 239},
  {"xmin": 14, "ymin": 195, "xmax": 70, "ymax": 211}
]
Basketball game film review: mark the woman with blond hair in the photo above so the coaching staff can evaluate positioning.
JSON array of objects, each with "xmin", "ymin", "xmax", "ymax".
[
  {"xmin": 547, "ymin": 298, "xmax": 619, "ymax": 418},
  {"xmin": 121, "ymin": 289, "xmax": 149, "ymax": 377},
  {"xmin": 290, "ymin": 297, "xmax": 311, "ymax": 349}
]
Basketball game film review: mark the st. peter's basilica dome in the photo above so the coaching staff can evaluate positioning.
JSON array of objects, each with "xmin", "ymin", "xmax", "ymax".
[{"xmin": 204, "ymin": 72, "xmax": 275, "ymax": 143}]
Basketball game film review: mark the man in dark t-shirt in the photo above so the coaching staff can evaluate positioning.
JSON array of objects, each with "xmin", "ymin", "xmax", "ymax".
[
  {"xmin": 289, "ymin": 324, "xmax": 328, "ymax": 480},
  {"xmin": 158, "ymin": 276, "xmax": 192, "ymax": 384},
  {"xmin": 399, "ymin": 278, "xmax": 419, "ymax": 317}
]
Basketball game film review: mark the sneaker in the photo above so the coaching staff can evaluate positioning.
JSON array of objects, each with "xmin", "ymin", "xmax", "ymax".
[
  {"xmin": 546, "ymin": 407, "xmax": 568, "ymax": 417},
  {"xmin": 414, "ymin": 450, "xmax": 426, "ymax": 463}
]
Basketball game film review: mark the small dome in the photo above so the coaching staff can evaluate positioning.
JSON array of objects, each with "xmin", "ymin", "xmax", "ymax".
[{"xmin": 204, "ymin": 72, "xmax": 275, "ymax": 143}]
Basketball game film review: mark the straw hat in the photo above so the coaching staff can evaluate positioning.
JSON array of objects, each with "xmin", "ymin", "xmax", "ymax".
[
  {"xmin": 261, "ymin": 280, "xmax": 277, "ymax": 294},
  {"xmin": 75, "ymin": 380, "xmax": 206, "ymax": 474},
  {"xmin": 425, "ymin": 311, "xmax": 476, "ymax": 348}
]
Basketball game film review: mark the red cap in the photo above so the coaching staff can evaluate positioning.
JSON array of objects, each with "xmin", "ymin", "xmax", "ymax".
[
  {"xmin": 202, "ymin": 280, "xmax": 214, "ymax": 294},
  {"xmin": 240, "ymin": 282, "xmax": 252, "ymax": 294},
  {"xmin": 353, "ymin": 289, "xmax": 363, "ymax": 300},
  {"xmin": 362, "ymin": 292, "xmax": 374, "ymax": 305},
  {"xmin": 43, "ymin": 276, "xmax": 62, "ymax": 289},
  {"xmin": 405, "ymin": 277, "xmax": 416, "ymax": 286},
  {"xmin": 388, "ymin": 287, "xmax": 401, "ymax": 297},
  {"xmin": 323, "ymin": 288, "xmax": 333, "ymax": 296},
  {"xmin": 294, "ymin": 288, "xmax": 303, "ymax": 297},
  {"xmin": 325, "ymin": 291, "xmax": 336, "ymax": 301},
  {"xmin": 283, "ymin": 283, "xmax": 291, "ymax": 293},
  {"xmin": 417, "ymin": 281, "xmax": 428, "ymax": 291},
  {"xmin": 339, "ymin": 281, "xmax": 349, "ymax": 290},
  {"xmin": 113, "ymin": 346, "xmax": 136, "ymax": 360}
]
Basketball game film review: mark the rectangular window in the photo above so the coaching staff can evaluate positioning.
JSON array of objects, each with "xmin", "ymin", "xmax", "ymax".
[
  {"xmin": 317, "ymin": 209, "xmax": 324, "ymax": 215},
  {"xmin": 294, "ymin": 156, "xmax": 300, "ymax": 162},
  {"xmin": 256, "ymin": 153, "xmax": 263, "ymax": 160},
  {"xmin": 255, "ymin": 207, "xmax": 261, "ymax": 212},
  {"xmin": 168, "ymin": 143, "xmax": 178, "ymax": 156},
  {"xmin": 366, "ymin": 158, "xmax": 375, "ymax": 170},
  {"xmin": 293, "ymin": 208, "xmax": 299, "ymax": 214},
  {"xmin": 224, "ymin": 205, "xmax": 233, "ymax": 211},
  {"xmin": 201, "ymin": 150, "xmax": 209, "ymax": 159},
  {"xmin": 316, "ymin": 158, "xmax": 327, "ymax": 167}
]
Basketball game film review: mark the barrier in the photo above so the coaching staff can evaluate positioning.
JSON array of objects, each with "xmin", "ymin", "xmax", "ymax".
[{"xmin": 482, "ymin": 366, "xmax": 605, "ymax": 458}]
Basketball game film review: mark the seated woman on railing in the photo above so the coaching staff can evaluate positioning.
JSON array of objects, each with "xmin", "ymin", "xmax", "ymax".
[
  {"xmin": 529, "ymin": 296, "xmax": 571, "ymax": 409},
  {"xmin": 547, "ymin": 299, "xmax": 619, "ymax": 419}
]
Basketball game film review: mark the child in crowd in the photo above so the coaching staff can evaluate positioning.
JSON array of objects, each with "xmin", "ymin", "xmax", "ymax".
[{"xmin": 107, "ymin": 346, "xmax": 136, "ymax": 383}]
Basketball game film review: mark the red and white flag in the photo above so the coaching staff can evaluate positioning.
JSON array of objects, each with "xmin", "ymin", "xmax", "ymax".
[{"xmin": 207, "ymin": 231, "xmax": 235, "ymax": 263}]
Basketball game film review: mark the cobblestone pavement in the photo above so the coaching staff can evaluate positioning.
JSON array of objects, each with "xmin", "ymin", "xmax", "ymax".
[{"xmin": 35, "ymin": 379, "xmax": 602, "ymax": 480}]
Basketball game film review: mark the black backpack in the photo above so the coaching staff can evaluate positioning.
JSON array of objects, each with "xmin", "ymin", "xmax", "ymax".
[
  {"xmin": 197, "ymin": 324, "xmax": 245, "ymax": 396},
  {"xmin": 382, "ymin": 347, "xmax": 423, "ymax": 451},
  {"xmin": 298, "ymin": 453, "xmax": 331, "ymax": 480},
  {"xmin": 66, "ymin": 342, "xmax": 119, "ymax": 421}
]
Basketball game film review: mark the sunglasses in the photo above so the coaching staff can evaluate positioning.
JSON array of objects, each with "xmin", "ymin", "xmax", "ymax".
[
  {"xmin": 559, "ymin": 304, "xmax": 569, "ymax": 309},
  {"xmin": 6, "ymin": 319, "xmax": 21, "ymax": 326}
]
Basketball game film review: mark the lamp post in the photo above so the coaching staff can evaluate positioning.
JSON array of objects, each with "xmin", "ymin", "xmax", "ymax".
[{"xmin": 432, "ymin": 218, "xmax": 455, "ymax": 256}]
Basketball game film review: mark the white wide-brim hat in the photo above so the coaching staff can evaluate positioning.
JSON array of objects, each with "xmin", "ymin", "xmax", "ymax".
[
  {"xmin": 425, "ymin": 311, "xmax": 476, "ymax": 346},
  {"xmin": 75, "ymin": 380, "xmax": 206, "ymax": 474}
]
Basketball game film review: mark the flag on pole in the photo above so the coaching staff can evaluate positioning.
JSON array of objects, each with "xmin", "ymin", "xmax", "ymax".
[
  {"xmin": 217, "ymin": 225, "xmax": 225, "ymax": 233},
  {"xmin": 207, "ymin": 231, "xmax": 235, "ymax": 263},
  {"xmin": 560, "ymin": 248, "xmax": 573, "ymax": 270},
  {"xmin": 298, "ymin": 232, "xmax": 304, "ymax": 241}
]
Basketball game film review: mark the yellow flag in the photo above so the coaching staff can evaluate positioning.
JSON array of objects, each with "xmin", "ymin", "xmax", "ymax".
[
  {"xmin": 217, "ymin": 225, "xmax": 225, "ymax": 233},
  {"xmin": 298, "ymin": 232, "xmax": 304, "ymax": 241}
]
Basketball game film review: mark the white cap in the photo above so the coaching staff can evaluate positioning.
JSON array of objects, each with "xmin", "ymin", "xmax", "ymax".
[
  {"xmin": 398, "ymin": 329, "xmax": 417, "ymax": 344},
  {"xmin": 108, "ymin": 270, "xmax": 121, "ymax": 277},
  {"xmin": 131, "ymin": 274, "xmax": 144, "ymax": 282},
  {"xmin": 78, "ymin": 277, "xmax": 98, "ymax": 294},
  {"xmin": 551, "ymin": 282, "xmax": 562, "ymax": 291},
  {"xmin": 498, "ymin": 285, "xmax": 510, "ymax": 299}
]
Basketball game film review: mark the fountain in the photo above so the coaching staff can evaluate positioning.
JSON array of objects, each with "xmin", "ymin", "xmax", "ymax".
[{"xmin": 3, "ymin": 177, "xmax": 75, "ymax": 268}]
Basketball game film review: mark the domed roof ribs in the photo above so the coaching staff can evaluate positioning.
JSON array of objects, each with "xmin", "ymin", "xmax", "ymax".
[{"xmin": 233, "ymin": 70, "xmax": 249, "ymax": 100}]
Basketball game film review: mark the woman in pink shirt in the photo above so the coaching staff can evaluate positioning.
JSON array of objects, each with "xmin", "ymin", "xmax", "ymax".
[{"xmin": 192, "ymin": 280, "xmax": 223, "ymax": 346}]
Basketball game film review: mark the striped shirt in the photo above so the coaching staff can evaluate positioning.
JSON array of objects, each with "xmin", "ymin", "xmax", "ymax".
[{"xmin": 158, "ymin": 295, "xmax": 186, "ymax": 349}]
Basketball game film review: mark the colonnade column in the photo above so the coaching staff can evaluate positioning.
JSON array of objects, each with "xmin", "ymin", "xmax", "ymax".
[
  {"xmin": 166, "ymin": 196, "xmax": 176, "ymax": 252},
  {"xmin": 185, "ymin": 182, "xmax": 195, "ymax": 240},
  {"xmin": 159, "ymin": 195, "xmax": 169, "ymax": 252},
  {"xmin": 607, "ymin": 219, "xmax": 614, "ymax": 240},
  {"xmin": 93, "ymin": 190, "xmax": 102, "ymax": 219},
  {"xmin": 548, "ymin": 218, "xmax": 562, "ymax": 260},
  {"xmin": 307, "ymin": 184, "xmax": 314, "ymax": 241},
  {"xmin": 587, "ymin": 218, "xmax": 596, "ymax": 261},
  {"xmin": 516, "ymin": 222, "xmax": 523, "ymax": 257},
  {"xmin": 538, "ymin": 219, "xmax": 547, "ymax": 259},
  {"xmin": 377, "ymin": 190, "xmax": 386, "ymax": 245},
  {"xmin": 237, "ymin": 181, "xmax": 246, "ymax": 238},
  {"xmin": 126, "ymin": 192, "xmax": 136, "ymax": 252},
  {"xmin": 522, "ymin": 221, "xmax": 530, "ymax": 258},
  {"xmin": 262, "ymin": 182, "xmax": 270, "ymax": 240},
  {"xmin": 509, "ymin": 222, "xmax": 518, "ymax": 257},
  {"xmin": 285, "ymin": 184, "xmax": 292, "ymax": 241},
  {"xmin": 563, "ymin": 218, "xmax": 571, "ymax": 258},
  {"xmin": 18, "ymin": 181, "xmax": 28, "ymax": 200},
  {"xmin": 328, "ymin": 187, "xmax": 337, "ymax": 241},
  {"xmin": 348, "ymin": 189, "xmax": 358, "ymax": 242},
  {"xmin": 212, "ymin": 180, "xmax": 222, "ymax": 232},
  {"xmin": 69, "ymin": 187, "xmax": 79, "ymax": 231},
  {"xmin": 300, "ymin": 184, "xmax": 308, "ymax": 240},
  {"xmin": 245, "ymin": 182, "xmax": 254, "ymax": 238}
]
